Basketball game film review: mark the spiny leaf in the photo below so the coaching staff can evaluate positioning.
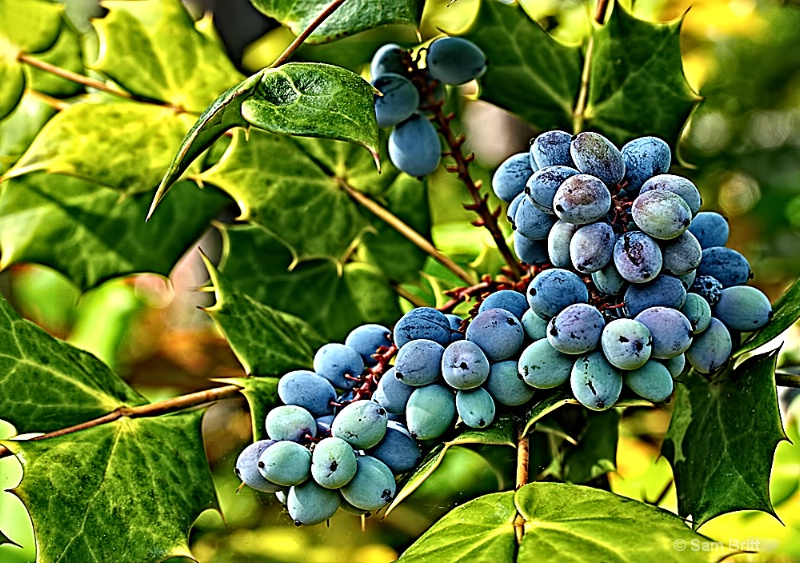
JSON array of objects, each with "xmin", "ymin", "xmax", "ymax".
[
  {"xmin": 150, "ymin": 64, "xmax": 380, "ymax": 220},
  {"xmin": 461, "ymin": 0, "xmax": 582, "ymax": 132},
  {"xmin": 203, "ymin": 258, "xmax": 328, "ymax": 376},
  {"xmin": 0, "ymin": 173, "xmax": 229, "ymax": 291},
  {"xmin": 515, "ymin": 483, "xmax": 727, "ymax": 561},
  {"xmin": 584, "ymin": 4, "xmax": 700, "ymax": 146},
  {"xmin": 0, "ymin": 294, "xmax": 146, "ymax": 434},
  {"xmin": 386, "ymin": 415, "xmax": 515, "ymax": 515},
  {"xmin": 0, "ymin": 0, "xmax": 63, "ymax": 121},
  {"xmin": 216, "ymin": 377, "xmax": 279, "ymax": 441},
  {"xmin": 0, "ymin": 530, "xmax": 21, "ymax": 548},
  {"xmin": 2, "ymin": 410, "xmax": 218, "ymax": 563},
  {"xmin": 250, "ymin": 0, "xmax": 424, "ymax": 44},
  {"xmin": 5, "ymin": 102, "xmax": 196, "ymax": 194},
  {"xmin": 736, "ymin": 274, "xmax": 800, "ymax": 357},
  {"xmin": 199, "ymin": 129, "xmax": 383, "ymax": 261},
  {"xmin": 662, "ymin": 351, "xmax": 786, "ymax": 528},
  {"xmin": 92, "ymin": 0, "xmax": 243, "ymax": 112}
]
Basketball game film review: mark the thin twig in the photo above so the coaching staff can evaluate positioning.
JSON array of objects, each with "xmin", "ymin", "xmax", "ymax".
[
  {"xmin": 0, "ymin": 384, "xmax": 241, "ymax": 459},
  {"xmin": 391, "ymin": 282, "xmax": 430, "ymax": 308},
  {"xmin": 340, "ymin": 179, "xmax": 475, "ymax": 284},
  {"xmin": 516, "ymin": 420, "xmax": 530, "ymax": 489},
  {"xmin": 17, "ymin": 53, "xmax": 181, "ymax": 110},
  {"xmin": 27, "ymin": 89, "xmax": 71, "ymax": 111},
  {"xmin": 270, "ymin": 0, "xmax": 348, "ymax": 68},
  {"xmin": 573, "ymin": 0, "xmax": 613, "ymax": 132}
]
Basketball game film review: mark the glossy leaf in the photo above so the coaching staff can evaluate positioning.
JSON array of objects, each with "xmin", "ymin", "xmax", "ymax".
[
  {"xmin": 199, "ymin": 129, "xmax": 375, "ymax": 261},
  {"xmin": 515, "ymin": 483, "xmax": 725, "ymax": 561},
  {"xmin": 585, "ymin": 5, "xmax": 700, "ymax": 146},
  {"xmin": 522, "ymin": 391, "xmax": 573, "ymax": 437},
  {"xmin": 462, "ymin": 0, "xmax": 581, "ymax": 132},
  {"xmin": 250, "ymin": 0, "xmax": 424, "ymax": 44},
  {"xmin": 217, "ymin": 377, "xmax": 279, "ymax": 441},
  {"xmin": 0, "ymin": 95, "xmax": 55, "ymax": 175},
  {"xmin": 203, "ymin": 259, "xmax": 327, "ymax": 376},
  {"xmin": 0, "ymin": 530, "xmax": 20, "ymax": 548},
  {"xmin": 2, "ymin": 410, "xmax": 218, "ymax": 563},
  {"xmin": 5, "ymin": 102, "xmax": 195, "ymax": 194},
  {"xmin": 662, "ymin": 351, "xmax": 786, "ymax": 528},
  {"xmin": 387, "ymin": 415, "xmax": 515, "ymax": 515},
  {"xmin": 0, "ymin": 173, "xmax": 229, "ymax": 291},
  {"xmin": 736, "ymin": 274, "xmax": 800, "ymax": 357},
  {"xmin": 0, "ymin": 294, "xmax": 146, "ymax": 434},
  {"xmin": 93, "ymin": 0, "xmax": 242, "ymax": 112},
  {"xmin": 0, "ymin": 0, "xmax": 63, "ymax": 120},
  {"xmin": 396, "ymin": 489, "xmax": 518, "ymax": 562}
]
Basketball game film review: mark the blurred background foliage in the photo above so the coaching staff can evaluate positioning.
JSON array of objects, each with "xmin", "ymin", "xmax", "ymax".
[{"xmin": 1, "ymin": 0, "xmax": 800, "ymax": 561}]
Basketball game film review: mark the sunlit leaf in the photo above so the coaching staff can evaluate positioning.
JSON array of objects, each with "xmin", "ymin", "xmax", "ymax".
[
  {"xmin": 2, "ymin": 410, "xmax": 218, "ymax": 563},
  {"xmin": 662, "ymin": 351, "xmax": 786, "ymax": 528},
  {"xmin": 0, "ymin": 95, "xmax": 55, "ymax": 175},
  {"xmin": 25, "ymin": 23, "xmax": 84, "ymax": 98}
]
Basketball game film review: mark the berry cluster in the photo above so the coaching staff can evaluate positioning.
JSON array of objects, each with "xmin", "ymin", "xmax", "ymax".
[
  {"xmin": 494, "ymin": 130, "xmax": 772, "ymax": 409},
  {"xmin": 369, "ymin": 38, "xmax": 487, "ymax": 177}
]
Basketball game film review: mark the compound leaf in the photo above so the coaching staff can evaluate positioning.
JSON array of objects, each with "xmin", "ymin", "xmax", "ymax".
[
  {"xmin": 462, "ymin": 0, "xmax": 582, "ymax": 133},
  {"xmin": 217, "ymin": 377, "xmax": 279, "ymax": 441},
  {"xmin": 662, "ymin": 351, "xmax": 786, "ymax": 528},
  {"xmin": 200, "ymin": 129, "xmax": 380, "ymax": 261},
  {"xmin": 0, "ymin": 173, "xmax": 228, "ymax": 291},
  {"xmin": 0, "ymin": 294, "xmax": 146, "ymax": 434},
  {"xmin": 585, "ymin": 5, "xmax": 700, "ymax": 146},
  {"xmin": 204, "ymin": 259, "xmax": 327, "ymax": 376},
  {"xmin": 516, "ymin": 483, "xmax": 725, "ymax": 561},
  {"xmin": 250, "ymin": 0, "xmax": 424, "ymax": 44},
  {"xmin": 93, "ymin": 0, "xmax": 242, "ymax": 112},
  {"xmin": 2, "ymin": 410, "xmax": 218, "ymax": 563},
  {"xmin": 5, "ymin": 102, "xmax": 195, "ymax": 194}
]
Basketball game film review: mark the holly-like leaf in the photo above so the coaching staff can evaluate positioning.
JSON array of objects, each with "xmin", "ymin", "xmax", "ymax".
[
  {"xmin": 0, "ymin": 530, "xmax": 20, "ymax": 548},
  {"xmin": 25, "ymin": 23, "xmax": 84, "ymax": 98},
  {"xmin": 92, "ymin": 0, "xmax": 242, "ymax": 112},
  {"xmin": 150, "ymin": 65, "xmax": 380, "ymax": 222},
  {"xmin": 203, "ymin": 259, "xmax": 327, "ymax": 376},
  {"xmin": 216, "ymin": 377, "xmax": 279, "ymax": 441},
  {"xmin": 515, "ymin": 483, "xmax": 727, "ymax": 561},
  {"xmin": 462, "ymin": 0, "xmax": 582, "ymax": 133},
  {"xmin": 5, "ymin": 102, "xmax": 195, "ymax": 194},
  {"xmin": 0, "ymin": 0, "xmax": 63, "ymax": 120},
  {"xmin": 250, "ymin": 0, "xmax": 424, "ymax": 44},
  {"xmin": 386, "ymin": 415, "xmax": 515, "ymax": 515},
  {"xmin": 662, "ymin": 351, "xmax": 786, "ymax": 528},
  {"xmin": 199, "ymin": 129, "xmax": 376, "ymax": 261},
  {"xmin": 736, "ymin": 275, "xmax": 800, "ymax": 357},
  {"xmin": 0, "ymin": 294, "xmax": 146, "ymax": 433},
  {"xmin": 584, "ymin": 4, "xmax": 700, "ymax": 146},
  {"xmin": 0, "ymin": 95, "xmax": 55, "ymax": 175},
  {"xmin": 0, "ymin": 173, "xmax": 228, "ymax": 291},
  {"xmin": 2, "ymin": 410, "xmax": 218, "ymax": 563},
  {"xmin": 342, "ymin": 262, "xmax": 403, "ymax": 326},
  {"xmin": 396, "ymin": 489, "xmax": 517, "ymax": 562}
]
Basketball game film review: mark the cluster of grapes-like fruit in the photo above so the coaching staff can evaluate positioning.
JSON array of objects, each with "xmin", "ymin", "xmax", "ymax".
[
  {"xmin": 234, "ymin": 36, "xmax": 775, "ymax": 526},
  {"xmin": 369, "ymin": 37, "xmax": 487, "ymax": 176},
  {"xmin": 495, "ymin": 130, "xmax": 773, "ymax": 409}
]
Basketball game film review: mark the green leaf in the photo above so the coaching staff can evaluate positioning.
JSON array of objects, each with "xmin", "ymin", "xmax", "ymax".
[
  {"xmin": 560, "ymin": 409, "xmax": 619, "ymax": 484},
  {"xmin": 462, "ymin": 0, "xmax": 582, "ymax": 132},
  {"xmin": 515, "ymin": 483, "xmax": 727, "ymax": 562},
  {"xmin": 2, "ymin": 410, "xmax": 218, "ymax": 563},
  {"xmin": 736, "ymin": 275, "xmax": 800, "ymax": 357},
  {"xmin": 203, "ymin": 259, "xmax": 327, "ymax": 376},
  {"xmin": 387, "ymin": 415, "xmax": 515, "ymax": 515},
  {"xmin": 0, "ymin": 0, "xmax": 62, "ymax": 121},
  {"xmin": 359, "ymin": 174, "xmax": 430, "ymax": 282},
  {"xmin": 584, "ymin": 4, "xmax": 700, "ymax": 147},
  {"xmin": 0, "ymin": 94, "xmax": 55, "ymax": 175},
  {"xmin": 92, "ymin": 0, "xmax": 242, "ymax": 112},
  {"xmin": 662, "ymin": 351, "xmax": 787, "ymax": 528},
  {"xmin": 199, "ymin": 129, "xmax": 376, "ymax": 261},
  {"xmin": 0, "ymin": 530, "xmax": 20, "ymax": 548},
  {"xmin": 241, "ymin": 63, "xmax": 379, "ymax": 157},
  {"xmin": 0, "ymin": 294, "xmax": 146, "ymax": 433},
  {"xmin": 0, "ymin": 173, "xmax": 228, "ymax": 291},
  {"xmin": 5, "ymin": 102, "xmax": 196, "ymax": 194},
  {"xmin": 342, "ymin": 262, "xmax": 403, "ymax": 326},
  {"xmin": 216, "ymin": 377, "xmax": 279, "ymax": 441},
  {"xmin": 250, "ymin": 0, "xmax": 424, "ymax": 44},
  {"xmin": 522, "ymin": 391, "xmax": 573, "ymax": 437},
  {"xmin": 396, "ymin": 489, "xmax": 518, "ymax": 562},
  {"xmin": 25, "ymin": 22, "xmax": 84, "ymax": 98}
]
